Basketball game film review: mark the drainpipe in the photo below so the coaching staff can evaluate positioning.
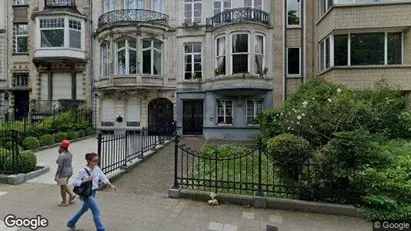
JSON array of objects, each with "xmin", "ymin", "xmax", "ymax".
[
  {"xmin": 283, "ymin": 0, "xmax": 287, "ymax": 101},
  {"xmin": 301, "ymin": 0, "xmax": 305, "ymax": 84},
  {"xmin": 5, "ymin": 0, "xmax": 10, "ymax": 112},
  {"xmin": 89, "ymin": 0, "xmax": 95, "ymax": 128}
]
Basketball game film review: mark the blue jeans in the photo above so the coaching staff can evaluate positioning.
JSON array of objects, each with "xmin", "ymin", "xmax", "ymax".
[{"xmin": 67, "ymin": 191, "xmax": 105, "ymax": 231}]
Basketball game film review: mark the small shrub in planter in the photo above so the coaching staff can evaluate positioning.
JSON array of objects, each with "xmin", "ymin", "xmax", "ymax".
[
  {"xmin": 85, "ymin": 127, "xmax": 93, "ymax": 136},
  {"xmin": 39, "ymin": 134, "xmax": 55, "ymax": 146},
  {"xmin": 55, "ymin": 132, "xmax": 67, "ymax": 142},
  {"xmin": 66, "ymin": 131, "xmax": 78, "ymax": 140},
  {"xmin": 77, "ymin": 130, "xmax": 85, "ymax": 138},
  {"xmin": 0, "ymin": 148, "xmax": 11, "ymax": 170},
  {"xmin": 267, "ymin": 134, "xmax": 312, "ymax": 180},
  {"xmin": 4, "ymin": 150, "xmax": 37, "ymax": 173},
  {"xmin": 22, "ymin": 137, "xmax": 41, "ymax": 150}
]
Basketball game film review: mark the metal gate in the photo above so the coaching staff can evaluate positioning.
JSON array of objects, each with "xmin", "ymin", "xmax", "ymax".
[
  {"xmin": 0, "ymin": 130, "xmax": 20, "ymax": 174},
  {"xmin": 148, "ymin": 98, "xmax": 175, "ymax": 135}
]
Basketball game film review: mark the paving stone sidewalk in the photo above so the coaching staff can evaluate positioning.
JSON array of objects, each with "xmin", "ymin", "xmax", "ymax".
[{"xmin": 0, "ymin": 183, "xmax": 372, "ymax": 231}]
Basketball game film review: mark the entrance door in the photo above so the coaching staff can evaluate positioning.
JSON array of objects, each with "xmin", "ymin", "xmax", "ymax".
[
  {"xmin": 183, "ymin": 100, "xmax": 203, "ymax": 135},
  {"xmin": 14, "ymin": 91, "xmax": 29, "ymax": 120},
  {"xmin": 148, "ymin": 98, "xmax": 174, "ymax": 135}
]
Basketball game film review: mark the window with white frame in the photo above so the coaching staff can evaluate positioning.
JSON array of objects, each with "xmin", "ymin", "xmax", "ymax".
[
  {"xmin": 152, "ymin": 0, "xmax": 164, "ymax": 12},
  {"xmin": 319, "ymin": 0, "xmax": 332, "ymax": 17},
  {"xmin": 14, "ymin": 24, "xmax": 28, "ymax": 53},
  {"xmin": 184, "ymin": 43, "xmax": 202, "ymax": 80},
  {"xmin": 124, "ymin": 0, "xmax": 144, "ymax": 9},
  {"xmin": 254, "ymin": 34, "xmax": 264, "ymax": 75},
  {"xmin": 184, "ymin": 0, "xmax": 202, "ymax": 23},
  {"xmin": 247, "ymin": 99, "xmax": 263, "ymax": 125},
  {"xmin": 244, "ymin": 0, "xmax": 262, "ymax": 9},
  {"xmin": 104, "ymin": 0, "xmax": 116, "ymax": 13},
  {"xmin": 142, "ymin": 39, "xmax": 162, "ymax": 75},
  {"xmin": 287, "ymin": 47, "xmax": 301, "ymax": 76},
  {"xmin": 213, "ymin": 0, "xmax": 231, "ymax": 15},
  {"xmin": 217, "ymin": 100, "xmax": 233, "ymax": 125},
  {"xmin": 14, "ymin": 0, "xmax": 29, "ymax": 5},
  {"xmin": 101, "ymin": 42, "xmax": 110, "ymax": 78},
  {"xmin": 333, "ymin": 0, "xmax": 408, "ymax": 4},
  {"xmin": 319, "ymin": 37, "xmax": 330, "ymax": 71},
  {"xmin": 116, "ymin": 39, "xmax": 137, "ymax": 75},
  {"xmin": 287, "ymin": 0, "xmax": 301, "ymax": 27},
  {"xmin": 69, "ymin": 20, "xmax": 81, "ymax": 49},
  {"xmin": 232, "ymin": 33, "xmax": 249, "ymax": 74},
  {"xmin": 13, "ymin": 73, "xmax": 29, "ymax": 87},
  {"xmin": 326, "ymin": 32, "xmax": 403, "ymax": 69},
  {"xmin": 40, "ymin": 19, "xmax": 65, "ymax": 48},
  {"xmin": 215, "ymin": 36, "xmax": 226, "ymax": 76}
]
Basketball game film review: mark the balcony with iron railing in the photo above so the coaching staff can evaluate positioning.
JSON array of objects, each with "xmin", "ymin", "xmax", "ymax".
[
  {"xmin": 45, "ymin": 0, "xmax": 75, "ymax": 8},
  {"xmin": 97, "ymin": 9, "xmax": 169, "ymax": 30},
  {"xmin": 206, "ymin": 7, "xmax": 270, "ymax": 29}
]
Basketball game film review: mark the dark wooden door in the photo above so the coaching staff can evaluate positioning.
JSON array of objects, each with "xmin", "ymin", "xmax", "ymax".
[
  {"xmin": 13, "ymin": 91, "xmax": 29, "ymax": 120},
  {"xmin": 183, "ymin": 100, "xmax": 203, "ymax": 135},
  {"xmin": 148, "ymin": 98, "xmax": 174, "ymax": 135}
]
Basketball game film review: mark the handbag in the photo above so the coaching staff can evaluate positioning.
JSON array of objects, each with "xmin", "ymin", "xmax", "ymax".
[{"xmin": 73, "ymin": 168, "xmax": 93, "ymax": 201}]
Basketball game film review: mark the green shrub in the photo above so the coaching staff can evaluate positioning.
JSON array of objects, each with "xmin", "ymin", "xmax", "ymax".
[
  {"xmin": 77, "ymin": 130, "xmax": 86, "ymax": 138},
  {"xmin": 54, "ymin": 132, "xmax": 67, "ymax": 142},
  {"xmin": 0, "ymin": 148, "xmax": 11, "ymax": 171},
  {"xmin": 4, "ymin": 150, "xmax": 37, "ymax": 173},
  {"xmin": 85, "ymin": 127, "xmax": 94, "ymax": 136},
  {"xmin": 66, "ymin": 131, "xmax": 78, "ymax": 140},
  {"xmin": 201, "ymin": 145, "xmax": 252, "ymax": 159},
  {"xmin": 267, "ymin": 134, "xmax": 312, "ymax": 180},
  {"xmin": 22, "ymin": 137, "xmax": 41, "ymax": 150},
  {"xmin": 39, "ymin": 134, "xmax": 55, "ymax": 146}
]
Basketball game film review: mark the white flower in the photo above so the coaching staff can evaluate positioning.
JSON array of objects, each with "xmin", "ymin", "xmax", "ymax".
[
  {"xmin": 287, "ymin": 127, "xmax": 291, "ymax": 130},
  {"xmin": 337, "ymin": 88, "xmax": 342, "ymax": 93},
  {"xmin": 302, "ymin": 101, "xmax": 308, "ymax": 106},
  {"xmin": 302, "ymin": 113, "xmax": 306, "ymax": 116},
  {"xmin": 297, "ymin": 116, "xmax": 302, "ymax": 120},
  {"xmin": 328, "ymin": 98, "xmax": 332, "ymax": 102},
  {"xmin": 297, "ymin": 122, "xmax": 300, "ymax": 125}
]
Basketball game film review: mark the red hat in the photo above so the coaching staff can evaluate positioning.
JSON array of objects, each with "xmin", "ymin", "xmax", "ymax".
[{"xmin": 60, "ymin": 140, "xmax": 70, "ymax": 149}]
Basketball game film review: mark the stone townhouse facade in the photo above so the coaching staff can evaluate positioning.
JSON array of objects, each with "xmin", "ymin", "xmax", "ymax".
[
  {"xmin": 0, "ymin": 1, "xmax": 8, "ymax": 119},
  {"xmin": 2, "ymin": 0, "xmax": 91, "ymax": 120},
  {"xmin": 1, "ymin": 0, "xmax": 410, "ymax": 139}
]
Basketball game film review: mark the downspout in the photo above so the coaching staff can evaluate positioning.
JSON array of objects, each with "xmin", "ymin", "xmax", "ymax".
[
  {"xmin": 301, "ymin": 0, "xmax": 305, "ymax": 84},
  {"xmin": 283, "ymin": 0, "xmax": 287, "ymax": 101},
  {"xmin": 5, "ymin": 0, "xmax": 10, "ymax": 111},
  {"xmin": 89, "ymin": 0, "xmax": 95, "ymax": 129}
]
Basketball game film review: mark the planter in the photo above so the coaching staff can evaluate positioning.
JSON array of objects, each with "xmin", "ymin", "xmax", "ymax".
[{"xmin": 0, "ymin": 166, "xmax": 49, "ymax": 185}]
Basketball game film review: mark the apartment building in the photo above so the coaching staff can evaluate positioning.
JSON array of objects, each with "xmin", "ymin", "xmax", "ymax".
[
  {"xmin": 3, "ymin": 0, "xmax": 91, "ymax": 120},
  {"xmin": 0, "ymin": 1, "xmax": 8, "ymax": 119}
]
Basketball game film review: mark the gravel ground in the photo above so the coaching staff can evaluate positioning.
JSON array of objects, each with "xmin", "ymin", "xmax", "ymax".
[{"xmin": 112, "ymin": 137, "xmax": 206, "ymax": 195}]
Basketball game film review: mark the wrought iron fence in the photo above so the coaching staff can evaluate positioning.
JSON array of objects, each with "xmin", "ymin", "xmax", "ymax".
[
  {"xmin": 98, "ymin": 9, "xmax": 170, "ymax": 29},
  {"xmin": 206, "ymin": 7, "xmax": 270, "ymax": 28},
  {"xmin": 172, "ymin": 137, "xmax": 361, "ymax": 205},
  {"xmin": 0, "ymin": 130, "xmax": 21, "ymax": 174},
  {"xmin": 97, "ymin": 128, "xmax": 172, "ymax": 174}
]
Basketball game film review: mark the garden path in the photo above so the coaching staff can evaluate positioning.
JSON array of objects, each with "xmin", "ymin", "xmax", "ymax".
[{"xmin": 27, "ymin": 137, "xmax": 98, "ymax": 185}]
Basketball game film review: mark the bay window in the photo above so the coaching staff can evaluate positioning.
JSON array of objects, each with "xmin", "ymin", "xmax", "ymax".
[
  {"xmin": 331, "ymin": 32, "xmax": 402, "ymax": 67},
  {"xmin": 217, "ymin": 100, "xmax": 233, "ymax": 125},
  {"xmin": 232, "ymin": 34, "xmax": 249, "ymax": 74},
  {"xmin": 319, "ymin": 37, "xmax": 330, "ymax": 71},
  {"xmin": 319, "ymin": 0, "xmax": 332, "ymax": 17},
  {"xmin": 152, "ymin": 0, "xmax": 164, "ymax": 12},
  {"xmin": 213, "ymin": 0, "xmax": 231, "ymax": 15},
  {"xmin": 124, "ymin": 0, "xmax": 144, "ymax": 9},
  {"xmin": 116, "ymin": 39, "xmax": 137, "ymax": 75},
  {"xmin": 254, "ymin": 34, "xmax": 264, "ymax": 75},
  {"xmin": 101, "ymin": 42, "xmax": 110, "ymax": 78},
  {"xmin": 14, "ymin": 0, "xmax": 29, "ymax": 5},
  {"xmin": 244, "ymin": 0, "xmax": 262, "ymax": 9},
  {"xmin": 15, "ymin": 24, "xmax": 28, "ymax": 53},
  {"xmin": 215, "ymin": 36, "xmax": 226, "ymax": 75},
  {"xmin": 142, "ymin": 39, "xmax": 162, "ymax": 75},
  {"xmin": 184, "ymin": 0, "xmax": 202, "ymax": 23},
  {"xmin": 247, "ymin": 99, "xmax": 263, "ymax": 125},
  {"xmin": 39, "ymin": 18, "xmax": 83, "ymax": 49},
  {"xmin": 184, "ymin": 43, "xmax": 202, "ymax": 80}
]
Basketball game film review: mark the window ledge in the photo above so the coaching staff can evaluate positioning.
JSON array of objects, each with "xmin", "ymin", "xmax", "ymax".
[
  {"xmin": 287, "ymin": 25, "xmax": 302, "ymax": 29},
  {"xmin": 287, "ymin": 74, "xmax": 302, "ymax": 79},
  {"xmin": 12, "ymin": 52, "xmax": 29, "ymax": 56},
  {"xmin": 319, "ymin": 64, "xmax": 411, "ymax": 75},
  {"xmin": 217, "ymin": 124, "xmax": 234, "ymax": 127}
]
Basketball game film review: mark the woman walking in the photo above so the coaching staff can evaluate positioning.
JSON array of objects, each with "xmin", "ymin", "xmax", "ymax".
[
  {"xmin": 55, "ymin": 140, "xmax": 75, "ymax": 207},
  {"xmin": 67, "ymin": 152, "xmax": 117, "ymax": 231}
]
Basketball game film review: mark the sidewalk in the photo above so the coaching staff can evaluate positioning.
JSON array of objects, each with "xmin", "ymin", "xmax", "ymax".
[{"xmin": 0, "ymin": 183, "xmax": 372, "ymax": 231}]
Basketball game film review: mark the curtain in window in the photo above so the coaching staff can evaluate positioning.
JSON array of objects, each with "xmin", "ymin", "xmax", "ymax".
[
  {"xmin": 216, "ymin": 37, "xmax": 226, "ymax": 75},
  {"xmin": 254, "ymin": 35, "xmax": 263, "ymax": 74},
  {"xmin": 152, "ymin": 0, "xmax": 164, "ymax": 12}
]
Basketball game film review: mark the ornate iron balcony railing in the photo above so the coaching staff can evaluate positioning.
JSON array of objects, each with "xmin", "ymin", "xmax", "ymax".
[
  {"xmin": 206, "ymin": 7, "xmax": 270, "ymax": 28},
  {"xmin": 98, "ymin": 9, "xmax": 169, "ymax": 29},
  {"xmin": 45, "ymin": 0, "xmax": 75, "ymax": 8}
]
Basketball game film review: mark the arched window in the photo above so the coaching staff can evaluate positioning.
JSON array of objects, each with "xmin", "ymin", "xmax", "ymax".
[
  {"xmin": 101, "ymin": 42, "xmax": 110, "ymax": 78},
  {"xmin": 116, "ymin": 39, "xmax": 137, "ymax": 75},
  {"xmin": 142, "ymin": 39, "xmax": 162, "ymax": 75}
]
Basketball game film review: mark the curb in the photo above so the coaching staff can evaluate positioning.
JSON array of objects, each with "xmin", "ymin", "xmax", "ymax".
[
  {"xmin": 175, "ymin": 189, "xmax": 364, "ymax": 218},
  {"xmin": 32, "ymin": 135, "xmax": 96, "ymax": 152},
  {"xmin": 0, "ymin": 166, "xmax": 50, "ymax": 185}
]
